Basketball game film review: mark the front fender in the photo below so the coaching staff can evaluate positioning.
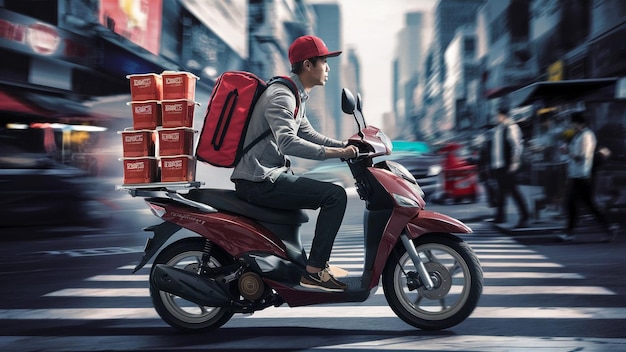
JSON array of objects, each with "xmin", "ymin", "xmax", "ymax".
[{"xmin": 405, "ymin": 210, "xmax": 472, "ymax": 239}]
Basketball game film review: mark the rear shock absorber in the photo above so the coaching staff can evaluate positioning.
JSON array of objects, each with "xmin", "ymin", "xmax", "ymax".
[{"xmin": 200, "ymin": 239, "xmax": 214, "ymax": 274}]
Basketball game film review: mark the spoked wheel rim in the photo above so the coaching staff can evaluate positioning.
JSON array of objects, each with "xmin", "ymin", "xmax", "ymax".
[
  {"xmin": 392, "ymin": 242, "xmax": 472, "ymax": 321},
  {"xmin": 157, "ymin": 250, "xmax": 225, "ymax": 323}
]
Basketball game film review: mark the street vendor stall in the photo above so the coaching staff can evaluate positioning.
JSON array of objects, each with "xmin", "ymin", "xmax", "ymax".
[{"xmin": 507, "ymin": 76, "xmax": 626, "ymax": 221}]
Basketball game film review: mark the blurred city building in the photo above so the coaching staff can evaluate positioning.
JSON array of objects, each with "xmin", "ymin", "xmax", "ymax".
[
  {"xmin": 479, "ymin": 0, "xmax": 534, "ymax": 112},
  {"xmin": 311, "ymin": 3, "xmax": 342, "ymax": 139},
  {"xmin": 443, "ymin": 24, "xmax": 478, "ymax": 140},
  {"xmin": 341, "ymin": 46, "xmax": 361, "ymax": 138},
  {"xmin": 427, "ymin": 0, "xmax": 483, "ymax": 142},
  {"xmin": 392, "ymin": 11, "xmax": 428, "ymax": 140},
  {"xmin": 395, "ymin": 0, "xmax": 624, "ymax": 149}
]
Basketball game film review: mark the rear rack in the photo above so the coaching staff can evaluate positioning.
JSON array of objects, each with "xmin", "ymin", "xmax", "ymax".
[
  {"xmin": 116, "ymin": 181, "xmax": 203, "ymax": 193},
  {"xmin": 116, "ymin": 181, "xmax": 216, "ymax": 213}
]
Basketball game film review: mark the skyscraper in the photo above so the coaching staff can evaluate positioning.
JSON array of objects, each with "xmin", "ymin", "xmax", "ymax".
[
  {"xmin": 312, "ymin": 3, "xmax": 343, "ymax": 139},
  {"xmin": 394, "ymin": 12, "xmax": 427, "ymax": 138},
  {"xmin": 422, "ymin": 0, "xmax": 484, "ymax": 139}
]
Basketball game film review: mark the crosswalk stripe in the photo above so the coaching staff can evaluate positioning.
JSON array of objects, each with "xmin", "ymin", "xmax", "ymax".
[
  {"xmin": 332, "ymin": 251, "xmax": 544, "ymax": 258},
  {"xmin": 86, "ymin": 272, "xmax": 586, "ymax": 281},
  {"xmin": 87, "ymin": 275, "xmax": 148, "ymax": 281},
  {"xmin": 483, "ymin": 285, "xmax": 614, "ymax": 295},
  {"xmin": 328, "ymin": 253, "xmax": 363, "ymax": 257},
  {"xmin": 320, "ymin": 336, "xmax": 626, "ymax": 351},
  {"xmin": 468, "ymin": 244, "xmax": 525, "ymax": 248},
  {"xmin": 480, "ymin": 262, "xmax": 563, "ymax": 267},
  {"xmin": 330, "ymin": 257, "xmax": 363, "ymax": 264},
  {"xmin": 2, "ymin": 306, "xmax": 625, "ymax": 320},
  {"xmin": 474, "ymin": 249, "xmax": 535, "ymax": 253},
  {"xmin": 475, "ymin": 254, "xmax": 548, "ymax": 259},
  {"xmin": 243, "ymin": 306, "xmax": 626, "ymax": 319},
  {"xmin": 484, "ymin": 272, "xmax": 584, "ymax": 279},
  {"xmin": 44, "ymin": 288, "xmax": 148, "ymax": 297},
  {"xmin": 119, "ymin": 264, "xmax": 150, "ymax": 270},
  {"xmin": 43, "ymin": 284, "xmax": 614, "ymax": 298}
]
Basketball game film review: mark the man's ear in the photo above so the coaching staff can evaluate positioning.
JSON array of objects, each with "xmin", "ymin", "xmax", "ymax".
[{"xmin": 304, "ymin": 60, "xmax": 311, "ymax": 70}]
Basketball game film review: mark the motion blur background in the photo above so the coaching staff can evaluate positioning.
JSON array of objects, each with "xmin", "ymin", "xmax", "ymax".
[{"xmin": 0, "ymin": 0, "xmax": 624, "ymax": 233}]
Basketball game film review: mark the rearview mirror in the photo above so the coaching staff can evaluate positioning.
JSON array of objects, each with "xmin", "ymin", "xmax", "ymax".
[{"xmin": 341, "ymin": 88, "xmax": 355, "ymax": 114}]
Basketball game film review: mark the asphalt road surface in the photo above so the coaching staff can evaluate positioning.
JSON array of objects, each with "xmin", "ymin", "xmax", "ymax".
[{"xmin": 1, "ymin": 188, "xmax": 625, "ymax": 351}]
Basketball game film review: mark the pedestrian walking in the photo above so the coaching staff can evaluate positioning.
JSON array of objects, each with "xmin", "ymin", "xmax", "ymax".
[
  {"xmin": 485, "ymin": 106, "xmax": 529, "ymax": 228},
  {"xmin": 557, "ymin": 111, "xmax": 618, "ymax": 242}
]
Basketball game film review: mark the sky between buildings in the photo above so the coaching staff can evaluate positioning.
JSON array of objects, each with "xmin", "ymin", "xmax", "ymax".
[{"xmin": 310, "ymin": 0, "xmax": 437, "ymax": 128}]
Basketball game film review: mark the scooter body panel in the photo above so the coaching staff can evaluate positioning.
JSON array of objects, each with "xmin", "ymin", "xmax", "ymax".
[
  {"xmin": 152, "ymin": 199, "xmax": 289, "ymax": 259},
  {"xmin": 406, "ymin": 210, "xmax": 473, "ymax": 237},
  {"xmin": 364, "ymin": 209, "xmax": 473, "ymax": 287},
  {"xmin": 358, "ymin": 167, "xmax": 423, "ymax": 288},
  {"xmin": 359, "ymin": 167, "xmax": 473, "ymax": 288}
]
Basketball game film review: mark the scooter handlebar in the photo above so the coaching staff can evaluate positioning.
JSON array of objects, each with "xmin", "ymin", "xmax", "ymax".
[{"xmin": 341, "ymin": 151, "xmax": 372, "ymax": 162}]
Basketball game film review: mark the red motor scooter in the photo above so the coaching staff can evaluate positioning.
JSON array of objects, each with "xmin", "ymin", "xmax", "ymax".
[{"xmin": 122, "ymin": 88, "xmax": 483, "ymax": 332}]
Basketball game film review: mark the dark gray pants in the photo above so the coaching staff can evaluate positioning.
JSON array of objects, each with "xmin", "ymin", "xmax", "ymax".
[
  {"xmin": 234, "ymin": 173, "xmax": 347, "ymax": 268},
  {"xmin": 493, "ymin": 167, "xmax": 529, "ymax": 221},
  {"xmin": 566, "ymin": 177, "xmax": 609, "ymax": 234}
]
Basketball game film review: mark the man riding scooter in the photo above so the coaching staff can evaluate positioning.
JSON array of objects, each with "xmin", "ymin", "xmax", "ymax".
[{"xmin": 231, "ymin": 35, "xmax": 358, "ymax": 292}]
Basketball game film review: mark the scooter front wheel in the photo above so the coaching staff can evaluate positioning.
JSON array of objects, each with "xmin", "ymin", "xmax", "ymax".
[
  {"xmin": 150, "ymin": 237, "xmax": 235, "ymax": 332},
  {"xmin": 382, "ymin": 233, "xmax": 483, "ymax": 330}
]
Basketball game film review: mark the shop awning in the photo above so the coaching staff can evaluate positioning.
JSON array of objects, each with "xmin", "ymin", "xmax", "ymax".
[{"xmin": 509, "ymin": 77, "xmax": 619, "ymax": 107}]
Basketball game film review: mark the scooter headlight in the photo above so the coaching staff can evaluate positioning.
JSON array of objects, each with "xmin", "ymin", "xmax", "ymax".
[
  {"xmin": 386, "ymin": 161, "xmax": 416, "ymax": 184},
  {"xmin": 392, "ymin": 193, "xmax": 420, "ymax": 208}
]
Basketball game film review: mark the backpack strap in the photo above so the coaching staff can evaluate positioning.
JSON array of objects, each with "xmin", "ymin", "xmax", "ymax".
[
  {"xmin": 267, "ymin": 76, "xmax": 301, "ymax": 117},
  {"xmin": 239, "ymin": 76, "xmax": 301, "ymax": 160},
  {"xmin": 240, "ymin": 129, "xmax": 272, "ymax": 157}
]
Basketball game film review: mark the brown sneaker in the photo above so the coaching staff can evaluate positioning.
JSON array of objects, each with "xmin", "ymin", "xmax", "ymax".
[
  {"xmin": 300, "ymin": 268, "xmax": 347, "ymax": 292},
  {"xmin": 326, "ymin": 262, "xmax": 349, "ymax": 278}
]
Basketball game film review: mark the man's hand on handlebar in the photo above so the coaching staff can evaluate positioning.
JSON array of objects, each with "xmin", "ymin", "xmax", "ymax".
[
  {"xmin": 325, "ymin": 145, "xmax": 359, "ymax": 160},
  {"xmin": 343, "ymin": 145, "xmax": 359, "ymax": 159}
]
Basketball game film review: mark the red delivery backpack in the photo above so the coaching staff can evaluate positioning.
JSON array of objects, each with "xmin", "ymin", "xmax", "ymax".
[{"xmin": 196, "ymin": 71, "xmax": 300, "ymax": 167}]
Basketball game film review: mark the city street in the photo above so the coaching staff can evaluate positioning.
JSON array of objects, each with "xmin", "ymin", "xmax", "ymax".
[
  {"xmin": 1, "ymin": 182, "xmax": 625, "ymax": 351},
  {"xmin": 1, "ymin": 1, "xmax": 625, "ymax": 351}
]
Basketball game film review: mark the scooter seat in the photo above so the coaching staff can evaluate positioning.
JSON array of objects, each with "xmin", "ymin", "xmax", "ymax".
[{"xmin": 184, "ymin": 188, "xmax": 309, "ymax": 225}]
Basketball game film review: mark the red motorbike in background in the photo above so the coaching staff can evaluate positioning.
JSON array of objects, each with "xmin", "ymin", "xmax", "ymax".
[
  {"xmin": 121, "ymin": 88, "xmax": 483, "ymax": 332},
  {"xmin": 439, "ymin": 143, "xmax": 480, "ymax": 204}
]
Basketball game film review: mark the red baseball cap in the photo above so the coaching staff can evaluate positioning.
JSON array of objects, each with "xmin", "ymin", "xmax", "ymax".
[{"xmin": 288, "ymin": 35, "xmax": 342, "ymax": 64}]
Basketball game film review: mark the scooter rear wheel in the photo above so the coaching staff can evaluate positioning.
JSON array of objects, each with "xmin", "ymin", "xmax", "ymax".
[
  {"xmin": 382, "ymin": 233, "xmax": 483, "ymax": 330},
  {"xmin": 150, "ymin": 237, "xmax": 235, "ymax": 332}
]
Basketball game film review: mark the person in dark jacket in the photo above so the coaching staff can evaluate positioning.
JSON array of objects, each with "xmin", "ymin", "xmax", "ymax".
[{"xmin": 485, "ymin": 107, "xmax": 529, "ymax": 228}]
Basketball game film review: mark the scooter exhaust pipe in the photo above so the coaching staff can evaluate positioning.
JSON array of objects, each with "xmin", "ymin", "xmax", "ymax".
[{"xmin": 151, "ymin": 264, "xmax": 232, "ymax": 307}]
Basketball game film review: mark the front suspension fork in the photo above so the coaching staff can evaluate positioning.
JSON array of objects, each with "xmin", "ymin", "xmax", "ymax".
[{"xmin": 400, "ymin": 233, "xmax": 434, "ymax": 290}]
